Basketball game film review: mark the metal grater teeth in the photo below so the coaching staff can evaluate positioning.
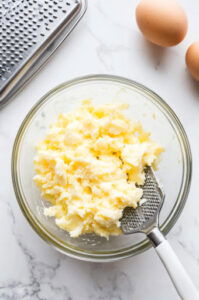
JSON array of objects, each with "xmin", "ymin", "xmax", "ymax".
[
  {"xmin": 0, "ymin": 0, "xmax": 86, "ymax": 107},
  {"xmin": 121, "ymin": 167, "xmax": 165, "ymax": 234}
]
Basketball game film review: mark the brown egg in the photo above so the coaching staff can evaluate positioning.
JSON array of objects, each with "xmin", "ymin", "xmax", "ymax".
[
  {"xmin": 136, "ymin": 0, "xmax": 188, "ymax": 47},
  {"xmin": 186, "ymin": 41, "xmax": 199, "ymax": 81}
]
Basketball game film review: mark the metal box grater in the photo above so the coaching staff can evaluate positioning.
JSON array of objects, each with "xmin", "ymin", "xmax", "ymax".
[{"xmin": 0, "ymin": 0, "xmax": 87, "ymax": 107}]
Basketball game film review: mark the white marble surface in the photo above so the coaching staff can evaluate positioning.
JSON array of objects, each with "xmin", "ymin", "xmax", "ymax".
[{"xmin": 1, "ymin": 0, "xmax": 199, "ymax": 299}]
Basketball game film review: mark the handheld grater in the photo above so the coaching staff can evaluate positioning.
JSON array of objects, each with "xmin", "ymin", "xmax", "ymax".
[{"xmin": 121, "ymin": 167, "xmax": 199, "ymax": 300}]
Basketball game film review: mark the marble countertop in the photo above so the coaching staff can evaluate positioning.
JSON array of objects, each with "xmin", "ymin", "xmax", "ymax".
[{"xmin": 1, "ymin": 0, "xmax": 199, "ymax": 299}]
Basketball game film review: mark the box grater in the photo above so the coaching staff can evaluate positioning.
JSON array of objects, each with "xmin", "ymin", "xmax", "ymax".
[{"xmin": 0, "ymin": 0, "xmax": 87, "ymax": 107}]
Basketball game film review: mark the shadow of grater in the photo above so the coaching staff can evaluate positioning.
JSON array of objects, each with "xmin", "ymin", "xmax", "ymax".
[{"xmin": 0, "ymin": 0, "xmax": 87, "ymax": 107}]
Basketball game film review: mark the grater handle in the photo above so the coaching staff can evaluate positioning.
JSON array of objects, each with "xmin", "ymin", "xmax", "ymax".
[{"xmin": 148, "ymin": 229, "xmax": 199, "ymax": 300}]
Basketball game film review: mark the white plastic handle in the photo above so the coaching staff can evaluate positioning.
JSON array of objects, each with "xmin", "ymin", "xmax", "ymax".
[{"xmin": 156, "ymin": 240, "xmax": 199, "ymax": 300}]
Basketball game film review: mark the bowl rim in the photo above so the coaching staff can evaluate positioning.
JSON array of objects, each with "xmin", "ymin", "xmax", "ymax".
[{"xmin": 12, "ymin": 74, "xmax": 192, "ymax": 262}]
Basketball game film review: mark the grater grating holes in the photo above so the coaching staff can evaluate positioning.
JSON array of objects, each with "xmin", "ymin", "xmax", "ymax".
[
  {"xmin": 0, "ymin": 0, "xmax": 78, "ymax": 82},
  {"xmin": 121, "ymin": 167, "xmax": 164, "ymax": 234}
]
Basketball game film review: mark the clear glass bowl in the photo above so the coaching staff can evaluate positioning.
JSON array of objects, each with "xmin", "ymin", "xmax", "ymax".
[{"xmin": 12, "ymin": 75, "xmax": 192, "ymax": 262}]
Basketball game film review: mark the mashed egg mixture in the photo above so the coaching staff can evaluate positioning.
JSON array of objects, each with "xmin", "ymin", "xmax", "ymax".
[{"xmin": 34, "ymin": 100, "xmax": 163, "ymax": 238}]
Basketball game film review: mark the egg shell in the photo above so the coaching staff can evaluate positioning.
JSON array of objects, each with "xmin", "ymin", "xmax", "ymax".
[
  {"xmin": 186, "ymin": 41, "xmax": 199, "ymax": 81},
  {"xmin": 136, "ymin": 0, "xmax": 188, "ymax": 47}
]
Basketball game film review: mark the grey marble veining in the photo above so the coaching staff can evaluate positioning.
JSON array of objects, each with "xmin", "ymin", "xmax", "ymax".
[{"xmin": 1, "ymin": 0, "xmax": 199, "ymax": 299}]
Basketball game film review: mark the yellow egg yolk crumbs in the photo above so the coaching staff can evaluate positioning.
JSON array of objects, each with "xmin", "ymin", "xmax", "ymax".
[{"xmin": 34, "ymin": 100, "xmax": 163, "ymax": 239}]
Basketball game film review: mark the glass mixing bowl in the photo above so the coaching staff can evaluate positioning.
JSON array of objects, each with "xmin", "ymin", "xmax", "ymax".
[{"xmin": 12, "ymin": 75, "xmax": 192, "ymax": 262}]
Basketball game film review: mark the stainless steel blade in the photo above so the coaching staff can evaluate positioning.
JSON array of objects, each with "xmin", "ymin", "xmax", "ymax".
[
  {"xmin": 0, "ymin": 0, "xmax": 87, "ymax": 107},
  {"xmin": 121, "ymin": 166, "xmax": 165, "ymax": 234}
]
